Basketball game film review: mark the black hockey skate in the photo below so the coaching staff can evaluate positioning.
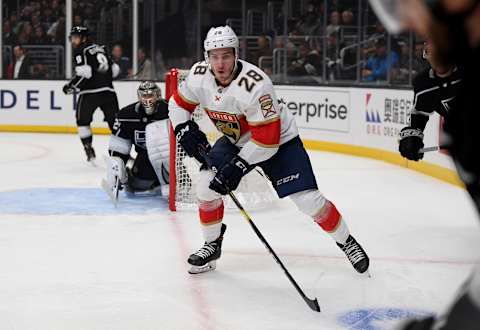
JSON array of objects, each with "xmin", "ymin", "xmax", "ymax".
[
  {"xmin": 337, "ymin": 235, "xmax": 370, "ymax": 274},
  {"xmin": 188, "ymin": 223, "xmax": 227, "ymax": 274},
  {"xmin": 84, "ymin": 144, "xmax": 96, "ymax": 163}
]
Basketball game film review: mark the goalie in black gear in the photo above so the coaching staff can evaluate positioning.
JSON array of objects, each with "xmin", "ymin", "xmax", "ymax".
[
  {"xmin": 398, "ymin": 39, "xmax": 462, "ymax": 161},
  {"xmin": 105, "ymin": 81, "xmax": 170, "ymax": 196},
  {"xmin": 63, "ymin": 26, "xmax": 120, "ymax": 163}
]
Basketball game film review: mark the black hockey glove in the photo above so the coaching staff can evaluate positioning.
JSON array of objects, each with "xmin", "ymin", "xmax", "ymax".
[
  {"xmin": 174, "ymin": 120, "xmax": 211, "ymax": 165},
  {"xmin": 62, "ymin": 83, "xmax": 75, "ymax": 95},
  {"xmin": 399, "ymin": 127, "xmax": 424, "ymax": 161},
  {"xmin": 209, "ymin": 154, "xmax": 252, "ymax": 195}
]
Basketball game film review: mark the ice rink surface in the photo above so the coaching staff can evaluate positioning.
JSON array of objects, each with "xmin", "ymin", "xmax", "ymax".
[{"xmin": 1, "ymin": 132, "xmax": 479, "ymax": 330}]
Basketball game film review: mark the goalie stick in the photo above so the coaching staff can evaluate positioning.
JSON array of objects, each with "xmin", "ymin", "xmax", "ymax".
[
  {"xmin": 199, "ymin": 148, "xmax": 321, "ymax": 312},
  {"xmin": 101, "ymin": 176, "xmax": 120, "ymax": 207}
]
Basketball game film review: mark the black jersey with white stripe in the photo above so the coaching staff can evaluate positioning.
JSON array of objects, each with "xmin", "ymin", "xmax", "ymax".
[
  {"xmin": 70, "ymin": 42, "xmax": 116, "ymax": 95},
  {"xmin": 110, "ymin": 100, "xmax": 169, "ymax": 156},
  {"xmin": 410, "ymin": 66, "xmax": 463, "ymax": 131}
]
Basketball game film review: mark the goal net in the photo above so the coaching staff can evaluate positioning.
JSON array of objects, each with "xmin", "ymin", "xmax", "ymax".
[{"xmin": 166, "ymin": 68, "xmax": 278, "ymax": 211}]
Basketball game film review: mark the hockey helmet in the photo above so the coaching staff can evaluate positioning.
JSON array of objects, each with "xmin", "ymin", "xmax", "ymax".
[
  {"xmin": 203, "ymin": 25, "xmax": 239, "ymax": 67},
  {"xmin": 69, "ymin": 26, "xmax": 89, "ymax": 40},
  {"xmin": 137, "ymin": 81, "xmax": 161, "ymax": 115}
]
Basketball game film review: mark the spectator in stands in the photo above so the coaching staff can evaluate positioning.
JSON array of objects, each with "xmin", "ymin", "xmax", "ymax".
[
  {"xmin": 341, "ymin": 8, "xmax": 355, "ymax": 26},
  {"xmin": 50, "ymin": 0, "xmax": 62, "ymax": 18},
  {"xmin": 31, "ymin": 63, "xmax": 49, "ymax": 79},
  {"xmin": 20, "ymin": 4, "xmax": 34, "ymax": 22},
  {"xmin": 9, "ymin": 12, "xmax": 21, "ymax": 35},
  {"xmin": 363, "ymin": 21, "xmax": 387, "ymax": 58},
  {"xmin": 3, "ymin": 21, "xmax": 16, "ymax": 45},
  {"xmin": 288, "ymin": 41, "xmax": 322, "ymax": 78},
  {"xmin": 326, "ymin": 10, "xmax": 341, "ymax": 36},
  {"xmin": 111, "ymin": 44, "xmax": 132, "ymax": 79},
  {"xmin": 274, "ymin": 36, "xmax": 296, "ymax": 57},
  {"xmin": 412, "ymin": 41, "xmax": 428, "ymax": 73},
  {"xmin": 42, "ymin": 7, "xmax": 56, "ymax": 26},
  {"xmin": 393, "ymin": 40, "xmax": 429, "ymax": 83},
  {"xmin": 250, "ymin": 36, "xmax": 272, "ymax": 67},
  {"xmin": 362, "ymin": 39, "xmax": 399, "ymax": 82},
  {"xmin": 32, "ymin": 25, "xmax": 48, "ymax": 44},
  {"xmin": 20, "ymin": 22, "xmax": 34, "ymax": 43},
  {"xmin": 73, "ymin": 14, "xmax": 83, "ymax": 27},
  {"xmin": 31, "ymin": 14, "xmax": 41, "ymax": 30},
  {"xmin": 82, "ymin": 4, "xmax": 97, "ymax": 32},
  {"xmin": 297, "ymin": 2, "xmax": 322, "ymax": 35},
  {"xmin": 52, "ymin": 17, "xmax": 65, "ymax": 44},
  {"xmin": 130, "ymin": 47, "xmax": 154, "ymax": 80},
  {"xmin": 8, "ymin": 45, "xmax": 32, "ymax": 79}
]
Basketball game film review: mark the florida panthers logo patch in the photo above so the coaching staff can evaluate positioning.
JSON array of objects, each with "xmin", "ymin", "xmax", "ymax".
[
  {"xmin": 259, "ymin": 94, "xmax": 276, "ymax": 118},
  {"xmin": 205, "ymin": 109, "xmax": 242, "ymax": 142}
]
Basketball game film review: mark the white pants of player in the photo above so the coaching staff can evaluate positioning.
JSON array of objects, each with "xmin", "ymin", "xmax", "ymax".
[{"xmin": 196, "ymin": 169, "xmax": 350, "ymax": 244}]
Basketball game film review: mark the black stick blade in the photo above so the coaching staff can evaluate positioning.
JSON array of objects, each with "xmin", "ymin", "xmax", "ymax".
[{"xmin": 305, "ymin": 297, "xmax": 321, "ymax": 312}]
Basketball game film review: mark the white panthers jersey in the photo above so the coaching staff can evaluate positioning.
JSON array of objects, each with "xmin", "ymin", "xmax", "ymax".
[{"xmin": 169, "ymin": 59, "xmax": 298, "ymax": 165}]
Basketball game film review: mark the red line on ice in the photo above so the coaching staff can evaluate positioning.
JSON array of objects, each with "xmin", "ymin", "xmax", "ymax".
[{"xmin": 169, "ymin": 215, "xmax": 217, "ymax": 330}]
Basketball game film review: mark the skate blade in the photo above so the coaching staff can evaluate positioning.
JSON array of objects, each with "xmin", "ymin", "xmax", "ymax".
[
  {"xmin": 358, "ymin": 269, "xmax": 371, "ymax": 278},
  {"xmin": 188, "ymin": 261, "xmax": 216, "ymax": 274}
]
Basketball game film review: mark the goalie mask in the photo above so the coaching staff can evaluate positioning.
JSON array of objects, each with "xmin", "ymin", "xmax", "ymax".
[
  {"xmin": 204, "ymin": 25, "xmax": 239, "ymax": 76},
  {"xmin": 137, "ymin": 81, "xmax": 161, "ymax": 115}
]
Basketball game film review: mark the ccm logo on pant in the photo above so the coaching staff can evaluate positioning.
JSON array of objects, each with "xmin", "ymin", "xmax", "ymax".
[{"xmin": 277, "ymin": 173, "xmax": 300, "ymax": 186}]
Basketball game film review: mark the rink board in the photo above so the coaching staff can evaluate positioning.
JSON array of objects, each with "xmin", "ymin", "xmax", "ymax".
[{"xmin": 0, "ymin": 80, "xmax": 460, "ymax": 186}]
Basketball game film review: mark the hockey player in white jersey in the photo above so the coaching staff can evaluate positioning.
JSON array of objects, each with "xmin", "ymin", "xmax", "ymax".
[{"xmin": 169, "ymin": 25, "xmax": 370, "ymax": 274}]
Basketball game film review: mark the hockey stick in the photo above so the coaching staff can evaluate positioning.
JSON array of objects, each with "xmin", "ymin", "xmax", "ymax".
[
  {"xmin": 419, "ymin": 145, "xmax": 446, "ymax": 154},
  {"xmin": 199, "ymin": 149, "xmax": 321, "ymax": 312}
]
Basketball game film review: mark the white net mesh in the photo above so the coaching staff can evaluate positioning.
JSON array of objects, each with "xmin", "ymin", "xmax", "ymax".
[{"xmin": 169, "ymin": 69, "xmax": 278, "ymax": 211}]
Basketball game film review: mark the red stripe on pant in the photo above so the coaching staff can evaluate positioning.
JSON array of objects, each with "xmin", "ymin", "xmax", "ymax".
[
  {"xmin": 199, "ymin": 199, "xmax": 224, "ymax": 225},
  {"xmin": 314, "ymin": 200, "xmax": 341, "ymax": 232}
]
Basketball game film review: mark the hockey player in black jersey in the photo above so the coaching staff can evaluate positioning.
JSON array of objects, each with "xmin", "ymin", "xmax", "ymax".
[
  {"xmin": 370, "ymin": 1, "xmax": 480, "ymax": 329},
  {"xmin": 398, "ymin": 40, "xmax": 462, "ymax": 161},
  {"xmin": 104, "ymin": 81, "xmax": 170, "ymax": 197},
  {"xmin": 63, "ymin": 26, "xmax": 120, "ymax": 163}
]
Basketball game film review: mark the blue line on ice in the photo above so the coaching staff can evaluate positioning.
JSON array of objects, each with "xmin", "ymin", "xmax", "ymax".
[{"xmin": 0, "ymin": 188, "xmax": 168, "ymax": 215}]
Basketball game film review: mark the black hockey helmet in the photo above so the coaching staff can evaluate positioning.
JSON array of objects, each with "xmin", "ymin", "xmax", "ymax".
[
  {"xmin": 137, "ymin": 81, "xmax": 161, "ymax": 115},
  {"xmin": 69, "ymin": 26, "xmax": 89, "ymax": 40}
]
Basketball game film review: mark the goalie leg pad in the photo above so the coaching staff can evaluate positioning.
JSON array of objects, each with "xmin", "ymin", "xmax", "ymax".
[{"xmin": 146, "ymin": 120, "xmax": 170, "ymax": 186}]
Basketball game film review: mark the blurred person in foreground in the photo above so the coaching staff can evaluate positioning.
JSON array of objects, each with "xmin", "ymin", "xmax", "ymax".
[{"xmin": 370, "ymin": 0, "xmax": 480, "ymax": 328}]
